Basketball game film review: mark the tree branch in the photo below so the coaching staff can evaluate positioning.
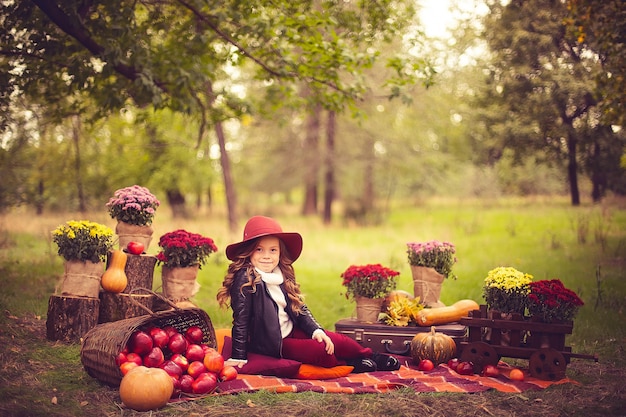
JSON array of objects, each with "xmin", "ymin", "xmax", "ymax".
[{"xmin": 30, "ymin": 0, "xmax": 168, "ymax": 92}]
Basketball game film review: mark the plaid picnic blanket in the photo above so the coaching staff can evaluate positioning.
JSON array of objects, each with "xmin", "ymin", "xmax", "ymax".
[{"xmin": 214, "ymin": 360, "xmax": 576, "ymax": 395}]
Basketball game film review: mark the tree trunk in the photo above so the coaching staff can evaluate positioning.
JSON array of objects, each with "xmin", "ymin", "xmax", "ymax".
[
  {"xmin": 207, "ymin": 82, "xmax": 238, "ymax": 232},
  {"xmin": 71, "ymin": 115, "xmax": 87, "ymax": 213},
  {"xmin": 302, "ymin": 103, "xmax": 322, "ymax": 216},
  {"xmin": 566, "ymin": 129, "xmax": 580, "ymax": 206},
  {"xmin": 322, "ymin": 110, "xmax": 336, "ymax": 224},
  {"xmin": 166, "ymin": 189, "xmax": 187, "ymax": 218}
]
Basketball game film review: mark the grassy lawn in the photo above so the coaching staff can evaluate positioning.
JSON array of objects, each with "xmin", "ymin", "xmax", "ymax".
[{"xmin": 0, "ymin": 196, "xmax": 624, "ymax": 416}]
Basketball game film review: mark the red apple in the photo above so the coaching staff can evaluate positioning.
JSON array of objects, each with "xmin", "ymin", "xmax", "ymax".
[
  {"xmin": 143, "ymin": 346, "xmax": 165, "ymax": 368},
  {"xmin": 115, "ymin": 351, "xmax": 128, "ymax": 366},
  {"xmin": 120, "ymin": 361, "xmax": 139, "ymax": 375},
  {"xmin": 187, "ymin": 361, "xmax": 207, "ymax": 378},
  {"xmin": 192, "ymin": 372, "xmax": 218, "ymax": 394},
  {"xmin": 203, "ymin": 350, "xmax": 225, "ymax": 373},
  {"xmin": 447, "ymin": 358, "xmax": 460, "ymax": 371},
  {"xmin": 219, "ymin": 365, "xmax": 238, "ymax": 382},
  {"xmin": 170, "ymin": 376, "xmax": 181, "ymax": 398},
  {"xmin": 126, "ymin": 241, "xmax": 145, "ymax": 255},
  {"xmin": 125, "ymin": 352, "xmax": 143, "ymax": 366},
  {"xmin": 128, "ymin": 330, "xmax": 153, "ymax": 356},
  {"xmin": 170, "ymin": 353, "xmax": 189, "ymax": 372},
  {"xmin": 185, "ymin": 326, "xmax": 204, "ymax": 344},
  {"xmin": 160, "ymin": 360, "xmax": 183, "ymax": 379},
  {"xmin": 179, "ymin": 374, "xmax": 194, "ymax": 393},
  {"xmin": 168, "ymin": 333, "xmax": 188, "ymax": 355},
  {"xmin": 456, "ymin": 361, "xmax": 475, "ymax": 375},
  {"xmin": 163, "ymin": 326, "xmax": 180, "ymax": 339},
  {"xmin": 417, "ymin": 359, "xmax": 435, "ymax": 372},
  {"xmin": 149, "ymin": 327, "xmax": 170, "ymax": 349},
  {"xmin": 186, "ymin": 344, "xmax": 205, "ymax": 362},
  {"xmin": 481, "ymin": 364, "xmax": 500, "ymax": 377},
  {"xmin": 201, "ymin": 344, "xmax": 218, "ymax": 357}
]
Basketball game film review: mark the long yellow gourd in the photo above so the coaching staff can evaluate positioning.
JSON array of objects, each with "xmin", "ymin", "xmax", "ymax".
[
  {"xmin": 416, "ymin": 299, "xmax": 479, "ymax": 326},
  {"xmin": 101, "ymin": 250, "xmax": 128, "ymax": 293}
]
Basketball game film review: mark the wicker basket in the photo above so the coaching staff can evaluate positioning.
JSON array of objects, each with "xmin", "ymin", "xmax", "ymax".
[{"xmin": 80, "ymin": 288, "xmax": 216, "ymax": 387}]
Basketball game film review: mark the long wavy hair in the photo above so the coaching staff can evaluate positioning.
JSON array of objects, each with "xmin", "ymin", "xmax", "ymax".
[{"xmin": 216, "ymin": 236, "xmax": 304, "ymax": 314}]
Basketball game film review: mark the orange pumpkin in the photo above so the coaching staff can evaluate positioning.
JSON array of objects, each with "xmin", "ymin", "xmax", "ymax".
[
  {"xmin": 410, "ymin": 326, "xmax": 457, "ymax": 366},
  {"xmin": 119, "ymin": 366, "xmax": 173, "ymax": 411},
  {"xmin": 101, "ymin": 250, "xmax": 128, "ymax": 293}
]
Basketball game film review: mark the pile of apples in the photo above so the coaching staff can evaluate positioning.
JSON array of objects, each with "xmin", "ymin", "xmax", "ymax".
[{"xmin": 116, "ymin": 325, "xmax": 237, "ymax": 396}]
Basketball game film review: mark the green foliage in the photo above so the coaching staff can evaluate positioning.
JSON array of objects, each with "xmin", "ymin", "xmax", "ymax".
[{"xmin": 477, "ymin": 0, "xmax": 625, "ymax": 202}]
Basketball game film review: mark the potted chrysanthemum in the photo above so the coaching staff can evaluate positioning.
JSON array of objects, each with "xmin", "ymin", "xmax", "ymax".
[
  {"xmin": 156, "ymin": 229, "xmax": 218, "ymax": 302},
  {"xmin": 406, "ymin": 240, "xmax": 457, "ymax": 307},
  {"xmin": 527, "ymin": 279, "xmax": 584, "ymax": 323},
  {"xmin": 341, "ymin": 264, "xmax": 400, "ymax": 323},
  {"xmin": 483, "ymin": 266, "xmax": 533, "ymax": 316},
  {"xmin": 106, "ymin": 185, "xmax": 160, "ymax": 250},
  {"xmin": 52, "ymin": 220, "xmax": 114, "ymax": 298}
]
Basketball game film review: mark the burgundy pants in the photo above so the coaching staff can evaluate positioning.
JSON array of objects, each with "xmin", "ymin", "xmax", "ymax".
[{"xmin": 281, "ymin": 328, "xmax": 373, "ymax": 368}]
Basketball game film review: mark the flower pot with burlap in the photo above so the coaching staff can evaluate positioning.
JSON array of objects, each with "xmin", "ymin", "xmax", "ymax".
[
  {"xmin": 411, "ymin": 265, "xmax": 445, "ymax": 308},
  {"xmin": 115, "ymin": 221, "xmax": 154, "ymax": 251},
  {"xmin": 60, "ymin": 260, "xmax": 105, "ymax": 298},
  {"xmin": 355, "ymin": 296, "xmax": 384, "ymax": 323},
  {"xmin": 161, "ymin": 265, "xmax": 200, "ymax": 302}
]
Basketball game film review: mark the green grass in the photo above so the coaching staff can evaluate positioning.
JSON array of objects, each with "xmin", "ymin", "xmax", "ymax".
[{"xmin": 0, "ymin": 197, "xmax": 625, "ymax": 416}]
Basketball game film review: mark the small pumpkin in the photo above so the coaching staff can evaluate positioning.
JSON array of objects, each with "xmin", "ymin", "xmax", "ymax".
[
  {"xmin": 119, "ymin": 366, "xmax": 173, "ymax": 411},
  {"xmin": 101, "ymin": 249, "xmax": 128, "ymax": 293},
  {"xmin": 410, "ymin": 326, "xmax": 457, "ymax": 366}
]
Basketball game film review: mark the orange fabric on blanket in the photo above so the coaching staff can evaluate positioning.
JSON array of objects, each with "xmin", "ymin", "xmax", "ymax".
[
  {"xmin": 214, "ymin": 328, "xmax": 231, "ymax": 354},
  {"xmin": 296, "ymin": 364, "xmax": 354, "ymax": 380}
]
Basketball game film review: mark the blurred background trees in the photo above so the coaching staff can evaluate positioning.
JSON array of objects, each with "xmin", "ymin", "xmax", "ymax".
[{"xmin": 1, "ymin": 0, "xmax": 624, "ymax": 226}]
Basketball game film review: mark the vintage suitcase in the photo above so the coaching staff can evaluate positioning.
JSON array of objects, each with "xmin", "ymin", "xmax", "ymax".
[{"xmin": 335, "ymin": 318, "xmax": 467, "ymax": 356}]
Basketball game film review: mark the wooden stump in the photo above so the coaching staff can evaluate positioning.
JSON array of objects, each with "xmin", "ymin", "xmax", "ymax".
[
  {"xmin": 122, "ymin": 253, "xmax": 157, "ymax": 293},
  {"xmin": 46, "ymin": 295, "xmax": 99, "ymax": 342},
  {"xmin": 98, "ymin": 292, "xmax": 153, "ymax": 323}
]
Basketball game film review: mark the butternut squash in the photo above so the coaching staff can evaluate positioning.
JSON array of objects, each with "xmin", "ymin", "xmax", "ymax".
[
  {"xmin": 416, "ymin": 299, "xmax": 479, "ymax": 326},
  {"xmin": 101, "ymin": 250, "xmax": 128, "ymax": 293}
]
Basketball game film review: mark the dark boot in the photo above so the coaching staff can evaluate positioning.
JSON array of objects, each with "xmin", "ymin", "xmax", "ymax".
[
  {"xmin": 346, "ymin": 358, "xmax": 378, "ymax": 373},
  {"xmin": 371, "ymin": 353, "xmax": 401, "ymax": 371}
]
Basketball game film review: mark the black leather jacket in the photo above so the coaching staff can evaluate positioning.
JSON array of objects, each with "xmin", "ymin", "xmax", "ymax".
[{"xmin": 229, "ymin": 268, "xmax": 323, "ymax": 360}]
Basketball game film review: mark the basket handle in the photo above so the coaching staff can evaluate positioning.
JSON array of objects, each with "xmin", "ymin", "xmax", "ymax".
[{"xmin": 128, "ymin": 287, "xmax": 181, "ymax": 315}]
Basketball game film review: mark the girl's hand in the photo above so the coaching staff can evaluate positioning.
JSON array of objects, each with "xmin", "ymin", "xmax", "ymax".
[{"xmin": 313, "ymin": 331, "xmax": 335, "ymax": 355}]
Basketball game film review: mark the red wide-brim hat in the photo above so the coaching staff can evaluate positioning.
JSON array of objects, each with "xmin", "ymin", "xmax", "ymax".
[{"xmin": 225, "ymin": 216, "xmax": 303, "ymax": 262}]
